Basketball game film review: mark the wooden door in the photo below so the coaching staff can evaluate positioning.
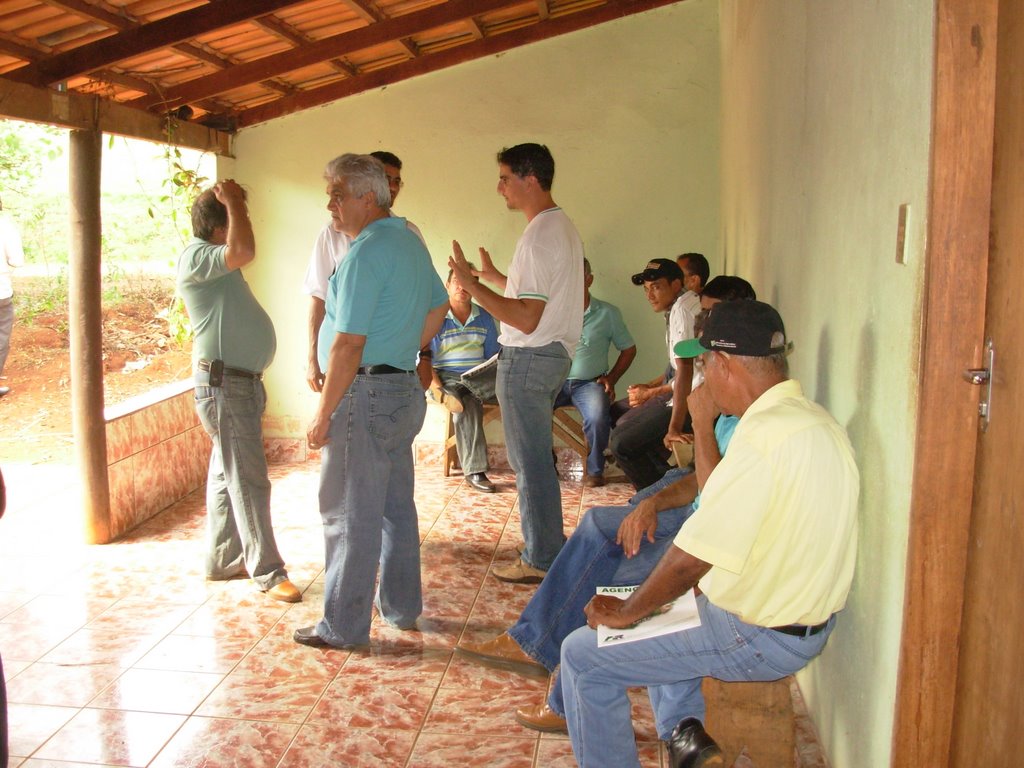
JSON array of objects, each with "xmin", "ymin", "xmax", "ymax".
[{"xmin": 948, "ymin": 0, "xmax": 1024, "ymax": 762}]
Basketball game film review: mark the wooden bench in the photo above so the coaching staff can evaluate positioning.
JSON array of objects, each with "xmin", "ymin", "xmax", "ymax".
[
  {"xmin": 552, "ymin": 405, "xmax": 590, "ymax": 479},
  {"xmin": 702, "ymin": 677, "xmax": 796, "ymax": 766},
  {"xmin": 439, "ymin": 404, "xmax": 593, "ymax": 480}
]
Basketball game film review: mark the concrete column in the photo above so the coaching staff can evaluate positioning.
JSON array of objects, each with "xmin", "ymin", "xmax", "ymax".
[{"xmin": 68, "ymin": 128, "xmax": 110, "ymax": 544}]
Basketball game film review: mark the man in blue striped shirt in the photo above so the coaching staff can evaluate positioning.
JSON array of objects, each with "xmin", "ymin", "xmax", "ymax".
[{"xmin": 423, "ymin": 267, "xmax": 501, "ymax": 492}]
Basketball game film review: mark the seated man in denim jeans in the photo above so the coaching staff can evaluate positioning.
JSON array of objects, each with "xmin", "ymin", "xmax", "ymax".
[
  {"xmin": 563, "ymin": 301, "xmax": 859, "ymax": 768},
  {"xmin": 177, "ymin": 180, "xmax": 300, "ymax": 604},
  {"xmin": 456, "ymin": 383, "xmax": 736, "ymax": 732},
  {"xmin": 554, "ymin": 258, "xmax": 636, "ymax": 487}
]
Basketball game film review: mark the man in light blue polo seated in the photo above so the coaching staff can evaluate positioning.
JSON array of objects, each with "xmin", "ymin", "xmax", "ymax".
[{"xmin": 554, "ymin": 257, "xmax": 636, "ymax": 486}]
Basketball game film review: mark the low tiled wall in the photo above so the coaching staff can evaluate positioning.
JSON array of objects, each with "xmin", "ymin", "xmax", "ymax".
[{"xmin": 104, "ymin": 379, "xmax": 209, "ymax": 541}]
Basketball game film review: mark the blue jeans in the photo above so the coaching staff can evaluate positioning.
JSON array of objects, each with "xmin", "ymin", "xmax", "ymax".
[
  {"xmin": 497, "ymin": 343, "xmax": 571, "ymax": 570},
  {"xmin": 316, "ymin": 372, "xmax": 426, "ymax": 647},
  {"xmin": 560, "ymin": 593, "xmax": 836, "ymax": 767},
  {"xmin": 554, "ymin": 379, "xmax": 611, "ymax": 477},
  {"xmin": 506, "ymin": 468, "xmax": 693, "ymax": 714},
  {"xmin": 0, "ymin": 296, "xmax": 12, "ymax": 377},
  {"xmin": 194, "ymin": 372, "xmax": 288, "ymax": 591}
]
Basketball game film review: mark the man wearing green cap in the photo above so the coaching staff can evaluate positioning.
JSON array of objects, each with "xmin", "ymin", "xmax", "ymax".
[{"xmin": 558, "ymin": 300, "xmax": 860, "ymax": 768}]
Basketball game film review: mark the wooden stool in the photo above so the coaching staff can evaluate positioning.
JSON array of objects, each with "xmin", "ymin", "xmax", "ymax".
[
  {"xmin": 441, "ymin": 402, "xmax": 501, "ymax": 477},
  {"xmin": 552, "ymin": 405, "xmax": 590, "ymax": 477},
  {"xmin": 702, "ymin": 677, "xmax": 795, "ymax": 767}
]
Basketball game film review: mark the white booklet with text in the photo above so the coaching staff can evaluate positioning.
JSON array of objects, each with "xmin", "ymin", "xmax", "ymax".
[
  {"xmin": 460, "ymin": 352, "xmax": 499, "ymax": 381},
  {"xmin": 595, "ymin": 585, "xmax": 702, "ymax": 648}
]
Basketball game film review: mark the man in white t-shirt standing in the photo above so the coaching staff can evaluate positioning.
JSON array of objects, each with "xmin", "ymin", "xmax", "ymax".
[
  {"xmin": 0, "ymin": 197, "xmax": 24, "ymax": 399},
  {"xmin": 302, "ymin": 151, "xmax": 423, "ymax": 391},
  {"xmin": 449, "ymin": 143, "xmax": 584, "ymax": 583}
]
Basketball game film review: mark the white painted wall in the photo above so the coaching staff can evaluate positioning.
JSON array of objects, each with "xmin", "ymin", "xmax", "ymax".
[
  {"xmin": 719, "ymin": 2, "xmax": 933, "ymax": 766},
  {"xmin": 222, "ymin": 1, "xmax": 721, "ymax": 439}
]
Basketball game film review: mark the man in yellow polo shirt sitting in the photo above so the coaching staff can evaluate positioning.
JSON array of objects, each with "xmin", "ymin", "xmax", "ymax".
[{"xmin": 557, "ymin": 300, "xmax": 860, "ymax": 768}]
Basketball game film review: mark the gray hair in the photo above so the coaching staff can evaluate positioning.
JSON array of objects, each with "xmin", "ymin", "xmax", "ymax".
[
  {"xmin": 323, "ymin": 153, "xmax": 391, "ymax": 208},
  {"xmin": 736, "ymin": 351, "xmax": 789, "ymax": 379}
]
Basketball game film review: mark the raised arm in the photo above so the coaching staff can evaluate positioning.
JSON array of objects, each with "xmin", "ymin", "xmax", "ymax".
[
  {"xmin": 448, "ymin": 240, "xmax": 545, "ymax": 333},
  {"xmin": 213, "ymin": 180, "xmax": 255, "ymax": 271}
]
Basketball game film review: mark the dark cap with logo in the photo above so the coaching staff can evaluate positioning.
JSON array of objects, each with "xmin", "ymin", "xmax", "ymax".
[
  {"xmin": 631, "ymin": 258, "xmax": 684, "ymax": 286},
  {"xmin": 674, "ymin": 300, "xmax": 787, "ymax": 358}
]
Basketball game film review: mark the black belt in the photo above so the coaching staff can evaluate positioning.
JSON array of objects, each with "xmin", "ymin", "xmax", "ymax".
[
  {"xmin": 357, "ymin": 364, "xmax": 412, "ymax": 375},
  {"xmin": 770, "ymin": 620, "xmax": 829, "ymax": 638},
  {"xmin": 197, "ymin": 359, "xmax": 262, "ymax": 380}
]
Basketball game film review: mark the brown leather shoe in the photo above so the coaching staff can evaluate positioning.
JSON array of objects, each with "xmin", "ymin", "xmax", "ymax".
[
  {"xmin": 582, "ymin": 474, "xmax": 606, "ymax": 488},
  {"xmin": 492, "ymin": 558, "xmax": 547, "ymax": 584},
  {"xmin": 515, "ymin": 701, "xmax": 568, "ymax": 733},
  {"xmin": 455, "ymin": 632, "xmax": 548, "ymax": 677},
  {"xmin": 428, "ymin": 384, "xmax": 464, "ymax": 413},
  {"xmin": 266, "ymin": 579, "xmax": 302, "ymax": 603}
]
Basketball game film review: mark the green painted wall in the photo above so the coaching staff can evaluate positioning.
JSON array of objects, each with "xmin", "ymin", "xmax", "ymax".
[
  {"xmin": 223, "ymin": 1, "xmax": 721, "ymax": 437},
  {"xmin": 221, "ymin": 1, "xmax": 933, "ymax": 762},
  {"xmin": 718, "ymin": 2, "xmax": 934, "ymax": 766}
]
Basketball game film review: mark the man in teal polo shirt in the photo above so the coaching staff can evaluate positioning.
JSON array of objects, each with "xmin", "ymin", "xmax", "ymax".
[
  {"xmin": 554, "ymin": 258, "xmax": 636, "ymax": 486},
  {"xmin": 294, "ymin": 154, "xmax": 448, "ymax": 649}
]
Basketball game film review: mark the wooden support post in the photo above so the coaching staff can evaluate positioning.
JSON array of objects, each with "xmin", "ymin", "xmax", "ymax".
[{"xmin": 68, "ymin": 128, "xmax": 111, "ymax": 544}]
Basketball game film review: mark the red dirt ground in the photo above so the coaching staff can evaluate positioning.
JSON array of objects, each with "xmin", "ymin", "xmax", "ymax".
[{"xmin": 0, "ymin": 276, "xmax": 192, "ymax": 464}]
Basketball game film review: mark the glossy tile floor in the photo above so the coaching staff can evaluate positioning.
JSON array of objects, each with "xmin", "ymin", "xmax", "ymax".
[{"xmin": 3, "ymin": 458, "xmax": 698, "ymax": 767}]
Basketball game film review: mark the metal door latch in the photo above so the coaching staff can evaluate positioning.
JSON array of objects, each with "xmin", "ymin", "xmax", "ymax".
[{"xmin": 962, "ymin": 338, "xmax": 994, "ymax": 431}]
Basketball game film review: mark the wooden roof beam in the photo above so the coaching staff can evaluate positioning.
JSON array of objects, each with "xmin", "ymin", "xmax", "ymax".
[
  {"xmin": 466, "ymin": 18, "xmax": 486, "ymax": 40},
  {"xmin": 0, "ymin": 77, "xmax": 230, "ymax": 154},
  {"xmin": 341, "ymin": 0, "xmax": 382, "ymax": 24},
  {"xmin": 233, "ymin": 0, "xmax": 685, "ymax": 128},
  {"xmin": 253, "ymin": 15, "xmax": 309, "ymax": 47},
  {"xmin": 42, "ymin": 0, "xmax": 132, "ymax": 31},
  {"xmin": 7, "ymin": 0, "xmax": 307, "ymax": 86},
  {"xmin": 0, "ymin": 32, "xmax": 51, "ymax": 62},
  {"xmin": 129, "ymin": 0, "xmax": 524, "ymax": 111}
]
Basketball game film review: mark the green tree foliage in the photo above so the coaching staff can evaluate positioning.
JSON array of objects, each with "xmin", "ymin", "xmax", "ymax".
[{"xmin": 0, "ymin": 119, "xmax": 63, "ymax": 201}]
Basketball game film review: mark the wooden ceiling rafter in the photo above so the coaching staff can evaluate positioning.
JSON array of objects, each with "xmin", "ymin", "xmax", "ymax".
[
  {"xmin": 465, "ymin": 17, "xmax": 485, "ymax": 40},
  {"xmin": 126, "ymin": 0, "xmax": 521, "ymax": 112},
  {"xmin": 338, "ymin": 0, "xmax": 420, "ymax": 62},
  {"xmin": 7, "ymin": 0, "xmax": 308, "ymax": 86},
  {"xmin": 0, "ymin": 0, "xmax": 687, "ymax": 143},
  {"xmin": 232, "ymin": 0, "xmax": 683, "ymax": 128}
]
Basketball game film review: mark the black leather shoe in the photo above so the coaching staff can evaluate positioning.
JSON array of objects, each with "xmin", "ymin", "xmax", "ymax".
[
  {"xmin": 666, "ymin": 717, "xmax": 724, "ymax": 768},
  {"xmin": 293, "ymin": 626, "xmax": 331, "ymax": 648},
  {"xmin": 466, "ymin": 472, "xmax": 497, "ymax": 492}
]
